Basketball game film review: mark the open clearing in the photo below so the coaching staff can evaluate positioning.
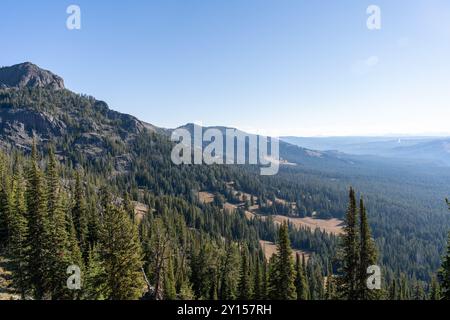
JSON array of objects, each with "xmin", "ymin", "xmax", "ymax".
[
  {"xmin": 133, "ymin": 201, "xmax": 150, "ymax": 223},
  {"xmin": 259, "ymin": 240, "xmax": 310, "ymax": 262},
  {"xmin": 270, "ymin": 216, "xmax": 344, "ymax": 236},
  {"xmin": 198, "ymin": 189, "xmax": 345, "ymax": 236},
  {"xmin": 198, "ymin": 191, "xmax": 215, "ymax": 204}
]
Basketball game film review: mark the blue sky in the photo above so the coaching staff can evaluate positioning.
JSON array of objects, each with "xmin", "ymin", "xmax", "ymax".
[{"xmin": 1, "ymin": 0, "xmax": 450, "ymax": 136}]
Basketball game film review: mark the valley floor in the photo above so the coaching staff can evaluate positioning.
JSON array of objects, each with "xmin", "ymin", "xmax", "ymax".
[{"xmin": 197, "ymin": 190, "xmax": 344, "ymax": 260}]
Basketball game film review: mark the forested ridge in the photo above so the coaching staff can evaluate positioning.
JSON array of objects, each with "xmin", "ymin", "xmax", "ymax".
[{"xmin": 0, "ymin": 85, "xmax": 449, "ymax": 300}]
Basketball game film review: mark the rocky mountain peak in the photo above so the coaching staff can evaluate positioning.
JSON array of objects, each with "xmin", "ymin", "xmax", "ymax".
[{"xmin": 0, "ymin": 62, "xmax": 65, "ymax": 90}]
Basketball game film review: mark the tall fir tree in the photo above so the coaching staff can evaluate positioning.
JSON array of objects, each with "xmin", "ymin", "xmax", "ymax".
[
  {"xmin": 219, "ymin": 242, "xmax": 238, "ymax": 300},
  {"xmin": 252, "ymin": 260, "xmax": 262, "ymax": 300},
  {"xmin": 301, "ymin": 254, "xmax": 310, "ymax": 299},
  {"xmin": 163, "ymin": 254, "xmax": 177, "ymax": 300},
  {"xmin": 261, "ymin": 260, "xmax": 268, "ymax": 300},
  {"xmin": 237, "ymin": 248, "xmax": 251, "ymax": 300},
  {"xmin": 429, "ymin": 276, "xmax": 441, "ymax": 300},
  {"xmin": 413, "ymin": 280, "xmax": 426, "ymax": 300},
  {"xmin": 438, "ymin": 199, "xmax": 450, "ymax": 300},
  {"xmin": 72, "ymin": 171, "xmax": 89, "ymax": 260},
  {"xmin": 0, "ymin": 172, "xmax": 13, "ymax": 250},
  {"xmin": 7, "ymin": 166, "xmax": 29, "ymax": 298},
  {"xmin": 0, "ymin": 154, "xmax": 10, "ymax": 249},
  {"xmin": 389, "ymin": 279, "xmax": 398, "ymax": 300},
  {"xmin": 338, "ymin": 187, "xmax": 359, "ymax": 300},
  {"xmin": 357, "ymin": 198, "xmax": 379, "ymax": 300},
  {"xmin": 269, "ymin": 222, "xmax": 296, "ymax": 300},
  {"xmin": 325, "ymin": 260, "xmax": 336, "ymax": 300},
  {"xmin": 98, "ymin": 196, "xmax": 145, "ymax": 300},
  {"xmin": 83, "ymin": 245, "xmax": 107, "ymax": 300},
  {"xmin": 438, "ymin": 231, "xmax": 450, "ymax": 300},
  {"xmin": 307, "ymin": 259, "xmax": 325, "ymax": 300},
  {"xmin": 46, "ymin": 147, "xmax": 72, "ymax": 299},
  {"xmin": 26, "ymin": 141, "xmax": 52, "ymax": 299},
  {"xmin": 67, "ymin": 216, "xmax": 84, "ymax": 300},
  {"xmin": 294, "ymin": 253, "xmax": 308, "ymax": 300}
]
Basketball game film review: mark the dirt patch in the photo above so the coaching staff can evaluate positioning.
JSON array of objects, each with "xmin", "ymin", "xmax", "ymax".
[
  {"xmin": 271, "ymin": 216, "xmax": 344, "ymax": 235},
  {"xmin": 259, "ymin": 240, "xmax": 310, "ymax": 262},
  {"xmin": 198, "ymin": 191, "xmax": 215, "ymax": 204},
  {"xmin": 223, "ymin": 202, "xmax": 238, "ymax": 212},
  {"xmin": 245, "ymin": 211, "xmax": 256, "ymax": 220},
  {"xmin": 133, "ymin": 201, "xmax": 149, "ymax": 223}
]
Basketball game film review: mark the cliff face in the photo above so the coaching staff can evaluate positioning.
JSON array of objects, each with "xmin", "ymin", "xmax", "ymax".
[{"xmin": 0, "ymin": 62, "xmax": 65, "ymax": 90}]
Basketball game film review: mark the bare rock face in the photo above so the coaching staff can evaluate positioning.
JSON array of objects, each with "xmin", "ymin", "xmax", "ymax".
[{"xmin": 0, "ymin": 62, "xmax": 65, "ymax": 90}]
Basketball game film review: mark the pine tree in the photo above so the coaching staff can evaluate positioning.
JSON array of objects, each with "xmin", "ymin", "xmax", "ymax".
[
  {"xmin": 413, "ymin": 280, "xmax": 426, "ymax": 300},
  {"xmin": 267, "ymin": 255, "xmax": 278, "ymax": 299},
  {"xmin": 83, "ymin": 245, "xmax": 107, "ymax": 300},
  {"xmin": 358, "ymin": 198, "xmax": 378, "ymax": 299},
  {"xmin": 429, "ymin": 276, "xmax": 441, "ymax": 300},
  {"xmin": 146, "ymin": 217, "xmax": 172, "ymax": 300},
  {"xmin": 163, "ymin": 255, "xmax": 177, "ymax": 300},
  {"xmin": 178, "ymin": 279, "xmax": 195, "ymax": 300},
  {"xmin": 269, "ymin": 222, "xmax": 296, "ymax": 300},
  {"xmin": 0, "ymin": 154, "xmax": 10, "ymax": 249},
  {"xmin": 67, "ymin": 212, "xmax": 83, "ymax": 264},
  {"xmin": 301, "ymin": 254, "xmax": 310, "ymax": 299},
  {"xmin": 438, "ymin": 231, "xmax": 450, "ymax": 300},
  {"xmin": 26, "ymin": 141, "xmax": 52, "ymax": 299},
  {"xmin": 46, "ymin": 148, "xmax": 72, "ymax": 299},
  {"xmin": 261, "ymin": 260, "xmax": 268, "ymax": 300},
  {"xmin": 7, "ymin": 166, "xmax": 29, "ymax": 298},
  {"xmin": 209, "ymin": 269, "xmax": 219, "ymax": 300},
  {"xmin": 0, "ymin": 172, "xmax": 13, "ymax": 251},
  {"xmin": 67, "ymin": 217, "xmax": 84, "ymax": 299},
  {"xmin": 399, "ymin": 274, "xmax": 410, "ymax": 300},
  {"xmin": 72, "ymin": 171, "xmax": 89, "ymax": 260},
  {"xmin": 99, "ymin": 197, "xmax": 145, "ymax": 300},
  {"xmin": 123, "ymin": 192, "xmax": 135, "ymax": 221},
  {"xmin": 237, "ymin": 248, "xmax": 251, "ymax": 300},
  {"xmin": 87, "ymin": 212, "xmax": 100, "ymax": 249},
  {"xmin": 294, "ymin": 253, "xmax": 308, "ymax": 300},
  {"xmin": 389, "ymin": 279, "xmax": 397, "ymax": 300},
  {"xmin": 219, "ymin": 242, "xmax": 238, "ymax": 300},
  {"xmin": 325, "ymin": 260, "xmax": 336, "ymax": 300},
  {"xmin": 338, "ymin": 187, "xmax": 359, "ymax": 300},
  {"xmin": 307, "ymin": 259, "xmax": 325, "ymax": 300},
  {"xmin": 252, "ymin": 261, "xmax": 262, "ymax": 300}
]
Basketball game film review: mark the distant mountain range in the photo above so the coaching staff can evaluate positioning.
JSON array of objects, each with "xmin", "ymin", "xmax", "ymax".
[
  {"xmin": 176, "ymin": 123, "xmax": 358, "ymax": 170},
  {"xmin": 281, "ymin": 136, "xmax": 450, "ymax": 166}
]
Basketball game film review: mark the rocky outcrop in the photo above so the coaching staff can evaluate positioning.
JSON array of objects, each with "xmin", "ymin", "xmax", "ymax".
[
  {"xmin": 0, "ymin": 107, "xmax": 66, "ymax": 150},
  {"xmin": 0, "ymin": 62, "xmax": 65, "ymax": 90}
]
